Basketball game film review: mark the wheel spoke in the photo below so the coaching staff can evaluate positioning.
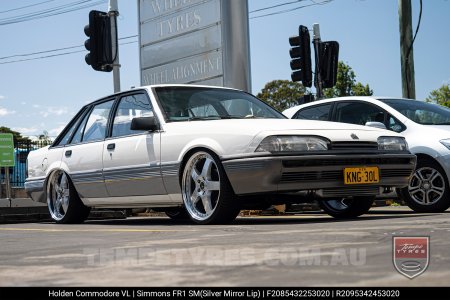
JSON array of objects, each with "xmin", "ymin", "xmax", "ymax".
[
  {"xmin": 424, "ymin": 191, "xmax": 432, "ymax": 204},
  {"xmin": 206, "ymin": 180, "xmax": 220, "ymax": 191},
  {"xmin": 201, "ymin": 193, "xmax": 213, "ymax": 213},
  {"xmin": 191, "ymin": 167, "xmax": 200, "ymax": 182},
  {"xmin": 429, "ymin": 170, "xmax": 439, "ymax": 182},
  {"xmin": 416, "ymin": 170, "xmax": 427, "ymax": 182},
  {"xmin": 55, "ymin": 196, "xmax": 62, "ymax": 213},
  {"xmin": 191, "ymin": 190, "xmax": 200, "ymax": 205},
  {"xmin": 201, "ymin": 158, "xmax": 214, "ymax": 178},
  {"xmin": 408, "ymin": 185, "xmax": 421, "ymax": 193}
]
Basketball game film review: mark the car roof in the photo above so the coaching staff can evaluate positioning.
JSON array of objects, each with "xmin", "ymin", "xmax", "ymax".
[{"xmin": 84, "ymin": 84, "xmax": 242, "ymax": 107}]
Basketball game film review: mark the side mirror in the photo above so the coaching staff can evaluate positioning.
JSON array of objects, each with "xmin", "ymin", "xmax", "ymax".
[
  {"xmin": 365, "ymin": 121, "xmax": 387, "ymax": 130},
  {"xmin": 130, "ymin": 117, "xmax": 159, "ymax": 132}
]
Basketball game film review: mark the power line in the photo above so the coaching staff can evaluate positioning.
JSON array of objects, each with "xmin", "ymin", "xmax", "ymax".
[
  {"xmin": 250, "ymin": 0, "xmax": 308, "ymax": 13},
  {"xmin": 0, "ymin": 0, "xmax": 107, "ymax": 26},
  {"xmin": 0, "ymin": 39, "xmax": 138, "ymax": 65},
  {"xmin": 0, "ymin": 0, "xmax": 57, "ymax": 14},
  {"xmin": 0, "ymin": 35, "xmax": 138, "ymax": 60},
  {"xmin": 250, "ymin": 0, "xmax": 334, "ymax": 19}
]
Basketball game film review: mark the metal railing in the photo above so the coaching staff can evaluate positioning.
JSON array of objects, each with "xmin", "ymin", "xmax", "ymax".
[{"xmin": 0, "ymin": 140, "xmax": 50, "ymax": 187}]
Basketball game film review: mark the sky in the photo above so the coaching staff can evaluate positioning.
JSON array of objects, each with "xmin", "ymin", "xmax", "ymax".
[{"xmin": 0, "ymin": 0, "xmax": 449, "ymax": 139}]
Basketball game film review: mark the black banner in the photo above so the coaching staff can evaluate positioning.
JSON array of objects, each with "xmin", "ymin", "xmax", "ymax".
[{"xmin": 0, "ymin": 287, "xmax": 448, "ymax": 300}]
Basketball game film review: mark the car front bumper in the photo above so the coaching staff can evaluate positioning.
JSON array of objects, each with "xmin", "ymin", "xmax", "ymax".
[
  {"xmin": 222, "ymin": 153, "xmax": 416, "ymax": 198},
  {"xmin": 24, "ymin": 178, "xmax": 46, "ymax": 203}
]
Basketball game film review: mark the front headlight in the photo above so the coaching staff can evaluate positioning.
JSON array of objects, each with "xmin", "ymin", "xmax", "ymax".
[
  {"xmin": 440, "ymin": 139, "xmax": 450, "ymax": 150},
  {"xmin": 378, "ymin": 136, "xmax": 408, "ymax": 151},
  {"xmin": 255, "ymin": 136, "xmax": 329, "ymax": 153}
]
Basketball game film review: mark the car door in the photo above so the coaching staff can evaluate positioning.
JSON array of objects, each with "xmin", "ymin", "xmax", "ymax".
[
  {"xmin": 102, "ymin": 92, "xmax": 166, "ymax": 197},
  {"xmin": 62, "ymin": 99, "xmax": 115, "ymax": 199}
]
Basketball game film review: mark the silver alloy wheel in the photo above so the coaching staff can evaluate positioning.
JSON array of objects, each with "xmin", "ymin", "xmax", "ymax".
[
  {"xmin": 408, "ymin": 167, "xmax": 445, "ymax": 206},
  {"xmin": 47, "ymin": 171, "xmax": 70, "ymax": 221},
  {"xmin": 182, "ymin": 152, "xmax": 221, "ymax": 221}
]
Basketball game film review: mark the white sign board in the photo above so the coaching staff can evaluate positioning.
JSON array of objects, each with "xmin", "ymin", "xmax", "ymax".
[{"xmin": 139, "ymin": 0, "xmax": 251, "ymax": 91}]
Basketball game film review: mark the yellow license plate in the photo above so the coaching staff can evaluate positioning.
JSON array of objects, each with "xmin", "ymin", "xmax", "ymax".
[{"xmin": 344, "ymin": 167, "xmax": 380, "ymax": 185}]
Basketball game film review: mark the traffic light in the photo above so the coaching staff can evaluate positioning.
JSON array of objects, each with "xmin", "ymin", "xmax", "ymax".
[
  {"xmin": 289, "ymin": 25, "xmax": 312, "ymax": 87},
  {"xmin": 319, "ymin": 41, "xmax": 339, "ymax": 88},
  {"xmin": 84, "ymin": 10, "xmax": 113, "ymax": 72}
]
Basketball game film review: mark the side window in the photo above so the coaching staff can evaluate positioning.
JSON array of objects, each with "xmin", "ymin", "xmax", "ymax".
[
  {"xmin": 294, "ymin": 104, "xmax": 332, "ymax": 121},
  {"xmin": 58, "ymin": 118, "xmax": 81, "ymax": 146},
  {"xmin": 71, "ymin": 111, "xmax": 90, "ymax": 144},
  {"xmin": 82, "ymin": 100, "xmax": 115, "ymax": 142},
  {"xmin": 335, "ymin": 102, "xmax": 386, "ymax": 126},
  {"xmin": 388, "ymin": 115, "xmax": 406, "ymax": 133},
  {"xmin": 111, "ymin": 94, "xmax": 153, "ymax": 138}
]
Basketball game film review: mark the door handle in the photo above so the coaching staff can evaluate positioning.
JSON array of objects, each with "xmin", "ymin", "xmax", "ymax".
[
  {"xmin": 65, "ymin": 150, "xmax": 72, "ymax": 157},
  {"xmin": 107, "ymin": 143, "xmax": 116, "ymax": 150}
]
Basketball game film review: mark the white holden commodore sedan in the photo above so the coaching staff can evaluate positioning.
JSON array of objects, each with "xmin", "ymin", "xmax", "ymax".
[{"xmin": 26, "ymin": 85, "xmax": 416, "ymax": 224}]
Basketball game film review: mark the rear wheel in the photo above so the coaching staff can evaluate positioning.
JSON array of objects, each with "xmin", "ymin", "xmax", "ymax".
[
  {"xmin": 47, "ymin": 170, "xmax": 91, "ymax": 224},
  {"xmin": 181, "ymin": 150, "xmax": 240, "ymax": 224},
  {"xmin": 399, "ymin": 158, "xmax": 450, "ymax": 213},
  {"xmin": 319, "ymin": 197, "xmax": 375, "ymax": 219}
]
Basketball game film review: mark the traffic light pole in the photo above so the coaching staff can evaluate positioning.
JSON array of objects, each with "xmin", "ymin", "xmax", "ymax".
[
  {"xmin": 313, "ymin": 23, "xmax": 323, "ymax": 100},
  {"xmin": 109, "ymin": 0, "xmax": 121, "ymax": 93}
]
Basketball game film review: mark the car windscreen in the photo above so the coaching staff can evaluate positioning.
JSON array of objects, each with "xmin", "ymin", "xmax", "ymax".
[
  {"xmin": 154, "ymin": 87, "xmax": 285, "ymax": 122},
  {"xmin": 381, "ymin": 99, "xmax": 450, "ymax": 125}
]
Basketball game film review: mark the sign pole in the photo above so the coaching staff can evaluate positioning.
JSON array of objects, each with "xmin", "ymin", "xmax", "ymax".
[
  {"xmin": 5, "ymin": 167, "xmax": 11, "ymax": 207},
  {"xmin": 0, "ymin": 133, "xmax": 15, "ymax": 206},
  {"xmin": 109, "ymin": 0, "xmax": 121, "ymax": 93}
]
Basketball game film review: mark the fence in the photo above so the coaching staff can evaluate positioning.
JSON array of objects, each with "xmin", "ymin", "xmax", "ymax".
[{"xmin": 0, "ymin": 140, "xmax": 50, "ymax": 188}]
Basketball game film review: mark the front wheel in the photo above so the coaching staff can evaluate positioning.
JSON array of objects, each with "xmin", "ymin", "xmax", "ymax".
[
  {"xmin": 164, "ymin": 207, "xmax": 189, "ymax": 220},
  {"xmin": 399, "ymin": 158, "xmax": 450, "ymax": 213},
  {"xmin": 319, "ymin": 197, "xmax": 375, "ymax": 219},
  {"xmin": 47, "ymin": 170, "xmax": 91, "ymax": 224},
  {"xmin": 181, "ymin": 151, "xmax": 240, "ymax": 224}
]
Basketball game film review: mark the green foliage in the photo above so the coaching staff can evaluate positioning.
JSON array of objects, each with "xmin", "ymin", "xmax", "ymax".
[
  {"xmin": 0, "ymin": 126, "xmax": 31, "ymax": 145},
  {"xmin": 426, "ymin": 84, "xmax": 450, "ymax": 108},
  {"xmin": 256, "ymin": 80, "xmax": 306, "ymax": 111},
  {"xmin": 323, "ymin": 61, "xmax": 373, "ymax": 98}
]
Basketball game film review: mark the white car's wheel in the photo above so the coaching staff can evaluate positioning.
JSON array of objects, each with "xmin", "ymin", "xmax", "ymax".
[
  {"xmin": 319, "ymin": 197, "xmax": 375, "ymax": 219},
  {"xmin": 399, "ymin": 158, "xmax": 450, "ymax": 213},
  {"xmin": 181, "ymin": 151, "xmax": 240, "ymax": 224},
  {"xmin": 164, "ymin": 207, "xmax": 189, "ymax": 220},
  {"xmin": 47, "ymin": 170, "xmax": 91, "ymax": 224}
]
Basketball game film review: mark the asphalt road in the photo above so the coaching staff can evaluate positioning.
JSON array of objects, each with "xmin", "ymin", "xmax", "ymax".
[{"xmin": 0, "ymin": 207, "xmax": 449, "ymax": 287}]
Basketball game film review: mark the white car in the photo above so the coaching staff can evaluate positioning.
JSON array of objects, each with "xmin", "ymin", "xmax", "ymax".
[
  {"xmin": 284, "ymin": 96, "xmax": 450, "ymax": 213},
  {"xmin": 25, "ymin": 86, "xmax": 415, "ymax": 224}
]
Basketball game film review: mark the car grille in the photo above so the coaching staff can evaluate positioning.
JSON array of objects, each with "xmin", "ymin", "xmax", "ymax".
[
  {"xmin": 282, "ymin": 157, "xmax": 413, "ymax": 168},
  {"xmin": 280, "ymin": 169, "xmax": 412, "ymax": 183},
  {"xmin": 330, "ymin": 141, "xmax": 378, "ymax": 150}
]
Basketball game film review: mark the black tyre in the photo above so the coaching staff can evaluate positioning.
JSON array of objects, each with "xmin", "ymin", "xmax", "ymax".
[
  {"xmin": 164, "ymin": 207, "xmax": 189, "ymax": 220},
  {"xmin": 399, "ymin": 158, "xmax": 450, "ymax": 213},
  {"xmin": 181, "ymin": 150, "xmax": 240, "ymax": 224},
  {"xmin": 47, "ymin": 170, "xmax": 91, "ymax": 224},
  {"xmin": 319, "ymin": 197, "xmax": 375, "ymax": 219}
]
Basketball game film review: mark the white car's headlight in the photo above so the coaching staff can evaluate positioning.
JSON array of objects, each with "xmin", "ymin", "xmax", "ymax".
[
  {"xmin": 378, "ymin": 136, "xmax": 408, "ymax": 151},
  {"xmin": 255, "ymin": 136, "xmax": 329, "ymax": 153},
  {"xmin": 440, "ymin": 139, "xmax": 450, "ymax": 150}
]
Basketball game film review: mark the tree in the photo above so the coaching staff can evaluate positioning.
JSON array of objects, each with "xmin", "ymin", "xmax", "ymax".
[
  {"xmin": 0, "ymin": 126, "xmax": 31, "ymax": 146},
  {"xmin": 426, "ymin": 84, "xmax": 450, "ymax": 108},
  {"xmin": 323, "ymin": 61, "xmax": 373, "ymax": 98},
  {"xmin": 256, "ymin": 80, "xmax": 306, "ymax": 111},
  {"xmin": 38, "ymin": 130, "xmax": 52, "ymax": 146}
]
